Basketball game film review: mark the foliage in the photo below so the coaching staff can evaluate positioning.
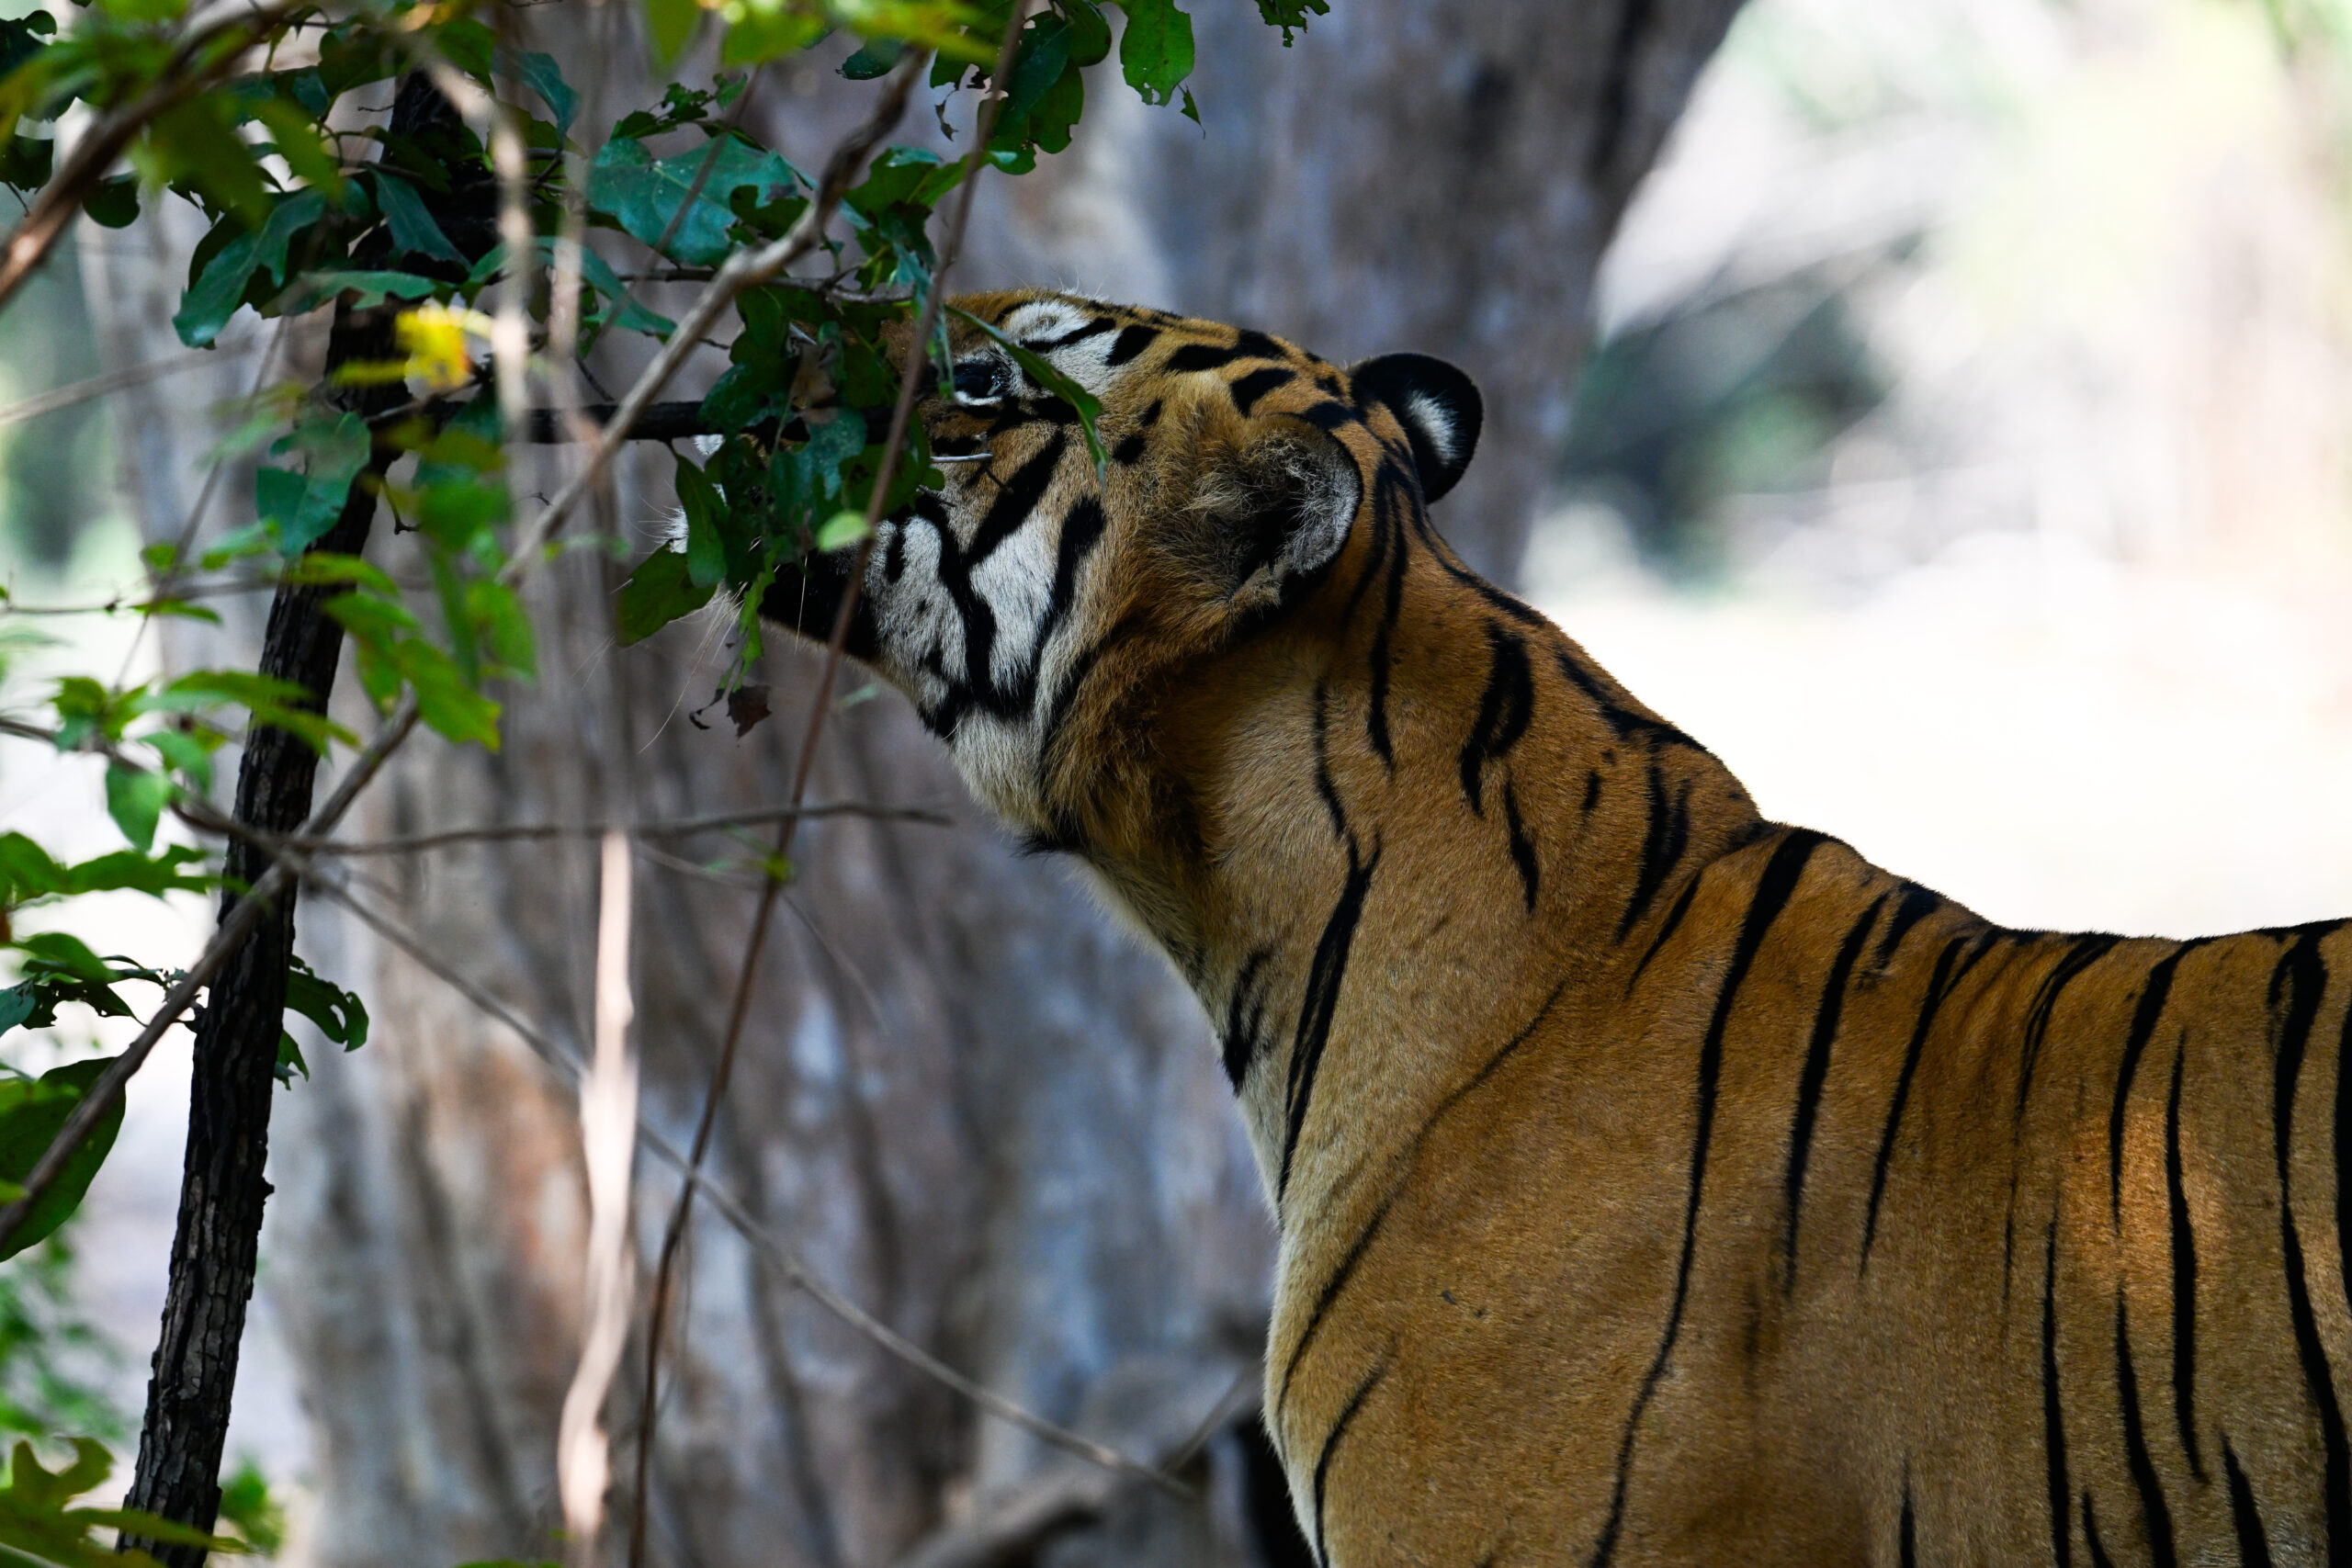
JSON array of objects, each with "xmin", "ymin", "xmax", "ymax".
[
  {"xmin": 0, "ymin": 1438, "xmax": 243, "ymax": 1566},
  {"xmin": 0, "ymin": 0, "xmax": 1318, "ymax": 1542}
]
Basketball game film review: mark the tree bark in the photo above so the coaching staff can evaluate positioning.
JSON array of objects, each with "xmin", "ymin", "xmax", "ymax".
[{"xmin": 80, "ymin": 7, "xmax": 1747, "ymax": 1566}]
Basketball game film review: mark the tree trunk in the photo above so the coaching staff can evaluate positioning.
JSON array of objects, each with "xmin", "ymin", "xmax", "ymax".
[
  {"xmin": 85, "ymin": 6, "xmax": 1745, "ymax": 1565},
  {"xmin": 116, "ymin": 74, "xmax": 495, "ymax": 1566}
]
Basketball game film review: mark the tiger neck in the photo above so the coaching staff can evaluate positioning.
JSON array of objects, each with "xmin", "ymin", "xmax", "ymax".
[{"xmin": 1111, "ymin": 544, "xmax": 1767, "ymax": 1224}]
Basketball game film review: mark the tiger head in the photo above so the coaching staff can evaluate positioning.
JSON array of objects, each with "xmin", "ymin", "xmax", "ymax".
[{"xmin": 764, "ymin": 289, "xmax": 1478, "ymax": 916}]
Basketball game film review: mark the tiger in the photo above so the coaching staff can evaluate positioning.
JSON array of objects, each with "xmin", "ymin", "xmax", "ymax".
[{"xmin": 755, "ymin": 288, "xmax": 2352, "ymax": 1566}]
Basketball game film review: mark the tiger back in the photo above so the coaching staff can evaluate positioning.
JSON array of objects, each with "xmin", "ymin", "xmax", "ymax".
[{"xmin": 760, "ymin": 288, "xmax": 2352, "ymax": 1567}]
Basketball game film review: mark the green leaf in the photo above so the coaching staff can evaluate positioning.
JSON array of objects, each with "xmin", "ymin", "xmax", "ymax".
[
  {"xmin": 587, "ymin": 135, "xmax": 799, "ymax": 266},
  {"xmin": 288, "ymin": 268, "xmax": 443, "ymax": 313},
  {"xmin": 391, "ymin": 638, "xmax": 501, "ymax": 750},
  {"xmin": 503, "ymin": 50, "xmax": 577, "ymax": 135},
  {"xmin": 615, "ymin": 547, "xmax": 715, "ymax": 646},
  {"xmin": 58, "ymin": 844, "xmax": 210, "ymax": 899},
  {"xmin": 254, "ymin": 411, "xmax": 370, "ymax": 553},
  {"xmin": 840, "ymin": 38, "xmax": 905, "ymax": 78},
  {"xmin": 273, "ymin": 1032, "xmax": 307, "ymax": 1087},
  {"xmin": 1254, "ymin": 0, "xmax": 1326, "ymax": 42},
  {"xmin": 645, "ymin": 0, "xmax": 698, "ymax": 66},
  {"xmin": 373, "ymin": 174, "xmax": 465, "ymax": 265},
  {"xmin": 0, "ymin": 833, "xmax": 66, "ymax": 907},
  {"xmin": 674, "ymin": 453, "xmax": 727, "ymax": 589},
  {"xmin": 1115, "ymin": 0, "xmax": 1193, "ymax": 106},
  {"xmin": 816, "ymin": 510, "xmax": 869, "ymax": 551},
  {"xmin": 250, "ymin": 97, "xmax": 344, "ymax": 202},
  {"xmin": 81, "ymin": 175, "xmax": 139, "ymax": 229},
  {"xmin": 173, "ymin": 191, "xmax": 327, "ymax": 348},
  {"xmin": 100, "ymin": 763, "xmax": 169, "ymax": 852},
  {"xmin": 0, "ymin": 1435, "xmax": 243, "ymax": 1566},
  {"xmin": 283, "ymin": 953, "xmax": 368, "ymax": 1049},
  {"xmin": 0, "ymin": 1058, "xmax": 125, "ymax": 1261},
  {"xmin": 146, "ymin": 96, "xmax": 272, "ymax": 224},
  {"xmin": 142, "ymin": 729, "xmax": 216, "ymax": 794},
  {"xmin": 464, "ymin": 580, "xmax": 536, "ymax": 681},
  {"xmin": 718, "ymin": 6, "xmax": 827, "ymax": 67},
  {"xmin": 0, "ymin": 133, "xmax": 50, "ymax": 190},
  {"xmin": 950, "ymin": 305, "xmax": 1106, "ymax": 471}
]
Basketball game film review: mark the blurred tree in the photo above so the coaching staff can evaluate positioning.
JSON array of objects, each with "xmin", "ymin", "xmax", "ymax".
[{"xmin": 79, "ymin": 2, "xmax": 1747, "ymax": 1563}]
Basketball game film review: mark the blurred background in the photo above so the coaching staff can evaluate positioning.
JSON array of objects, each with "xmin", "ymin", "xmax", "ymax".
[{"xmin": 2, "ymin": 0, "xmax": 2349, "ymax": 1562}]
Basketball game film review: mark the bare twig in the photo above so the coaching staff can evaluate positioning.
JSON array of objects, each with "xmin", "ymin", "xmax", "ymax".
[
  {"xmin": 0, "ymin": 697, "xmax": 420, "ymax": 1253},
  {"xmin": 0, "ymin": 344, "xmax": 246, "ymax": 429},
  {"xmin": 626, "ymin": 17, "xmax": 1029, "ymax": 1562},
  {"xmin": 558, "ymin": 833, "xmax": 638, "ymax": 1568},
  {"xmin": 274, "ymin": 800, "xmax": 952, "ymax": 853},
  {"xmin": 302, "ymin": 871, "xmax": 1184, "ymax": 1496}
]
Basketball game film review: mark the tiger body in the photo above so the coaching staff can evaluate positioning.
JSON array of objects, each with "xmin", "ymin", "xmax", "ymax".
[{"xmin": 763, "ymin": 288, "xmax": 2352, "ymax": 1565}]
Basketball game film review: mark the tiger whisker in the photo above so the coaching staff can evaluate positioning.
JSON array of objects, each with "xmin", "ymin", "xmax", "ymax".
[{"xmin": 932, "ymin": 452, "xmax": 993, "ymax": 463}]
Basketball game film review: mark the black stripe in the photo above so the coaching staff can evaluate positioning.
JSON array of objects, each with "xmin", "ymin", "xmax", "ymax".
[
  {"xmin": 1581, "ymin": 770, "xmax": 1603, "ymax": 815},
  {"xmin": 1589, "ymin": 829, "xmax": 1824, "ymax": 1567},
  {"xmin": 1873, "ymin": 881, "xmax": 1944, "ymax": 969},
  {"xmin": 1110, "ymin": 432, "xmax": 1148, "ymax": 465},
  {"xmin": 1035, "ymin": 608, "xmax": 1148, "ymax": 767},
  {"xmin": 1309, "ymin": 682, "xmax": 1347, "ymax": 840},
  {"xmin": 1782, "ymin": 897, "xmax": 1885, "ymax": 1290},
  {"xmin": 1613, "ymin": 761, "xmax": 1691, "ymax": 943},
  {"xmin": 1501, "ymin": 783, "xmax": 1539, "ymax": 912},
  {"xmin": 1103, "ymin": 323, "xmax": 1159, "ymax": 366},
  {"xmin": 2018, "ymin": 933, "xmax": 2126, "ymax": 1121},
  {"xmin": 1627, "ymin": 868, "xmax": 1704, "ymax": 992},
  {"xmin": 1166, "ymin": 341, "xmax": 1244, "ymax": 373},
  {"xmin": 1029, "ymin": 496, "xmax": 1106, "ymax": 684},
  {"xmin": 1221, "ymin": 948, "xmax": 1273, "ymax": 1090},
  {"xmin": 1363, "ymin": 469, "xmax": 1411, "ymax": 768},
  {"xmin": 964, "ymin": 433, "xmax": 1068, "ymax": 570},
  {"xmin": 1279, "ymin": 840, "xmax": 1382, "ymax": 1201},
  {"xmin": 1551, "ymin": 647, "xmax": 1702, "ymax": 751},
  {"xmin": 2045, "ymin": 1221, "xmax": 2074, "ymax": 1568},
  {"xmin": 2082, "ymin": 1492, "xmax": 2114, "ymax": 1568},
  {"xmin": 1458, "ymin": 625, "xmax": 1536, "ymax": 816},
  {"xmin": 2222, "ymin": 1437, "xmax": 2276, "ymax": 1568},
  {"xmin": 2269, "ymin": 931, "xmax": 2349, "ymax": 1554},
  {"xmin": 1861, "ymin": 938, "xmax": 1970, "ymax": 1270},
  {"xmin": 1020, "ymin": 316, "xmax": 1117, "ymax": 352},
  {"xmin": 2165, "ymin": 1037, "xmax": 2205, "ymax": 1483},
  {"xmin": 1311, "ymin": 1354, "xmax": 1390, "ymax": 1566},
  {"xmin": 2110, "ymin": 944, "xmax": 2199, "ymax": 1224},
  {"xmin": 1229, "ymin": 367, "xmax": 1295, "ymax": 417},
  {"xmin": 2115, "ymin": 1292, "xmax": 2179, "ymax": 1567},
  {"xmin": 1899, "ymin": 1472, "xmax": 1917, "ymax": 1568},
  {"xmin": 1273, "ymin": 976, "xmax": 1574, "ymax": 1423}
]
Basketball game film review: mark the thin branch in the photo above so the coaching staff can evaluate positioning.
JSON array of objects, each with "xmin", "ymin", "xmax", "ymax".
[
  {"xmin": 0, "ymin": 344, "xmax": 248, "ymax": 429},
  {"xmin": 0, "ymin": 0, "xmax": 304, "ymax": 316},
  {"xmin": 0, "ymin": 696, "xmax": 419, "ymax": 1253},
  {"xmin": 627, "ymin": 18, "xmax": 1027, "ymax": 1562},
  {"xmin": 277, "ymin": 800, "xmax": 953, "ymax": 853},
  {"xmin": 301, "ymin": 871, "xmax": 1185, "ymax": 1496}
]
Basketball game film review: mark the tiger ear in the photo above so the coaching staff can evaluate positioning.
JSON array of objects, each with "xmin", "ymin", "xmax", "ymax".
[
  {"xmin": 1195, "ymin": 423, "xmax": 1363, "ymax": 610},
  {"xmin": 1350, "ymin": 352, "xmax": 1482, "ymax": 504}
]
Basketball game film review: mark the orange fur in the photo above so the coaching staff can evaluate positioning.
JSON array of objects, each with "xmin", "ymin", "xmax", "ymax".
[{"xmin": 763, "ymin": 290, "xmax": 2352, "ymax": 1566}]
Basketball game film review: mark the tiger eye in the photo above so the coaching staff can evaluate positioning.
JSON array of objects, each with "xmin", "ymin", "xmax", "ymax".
[{"xmin": 952, "ymin": 358, "xmax": 1009, "ymax": 404}]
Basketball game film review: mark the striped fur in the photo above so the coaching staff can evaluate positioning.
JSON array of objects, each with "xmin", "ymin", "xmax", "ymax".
[{"xmin": 763, "ymin": 289, "xmax": 2352, "ymax": 1566}]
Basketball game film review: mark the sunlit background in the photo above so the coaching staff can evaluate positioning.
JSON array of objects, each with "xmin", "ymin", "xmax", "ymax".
[{"xmin": 2, "ymin": 0, "xmax": 2349, "ymax": 1543}]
